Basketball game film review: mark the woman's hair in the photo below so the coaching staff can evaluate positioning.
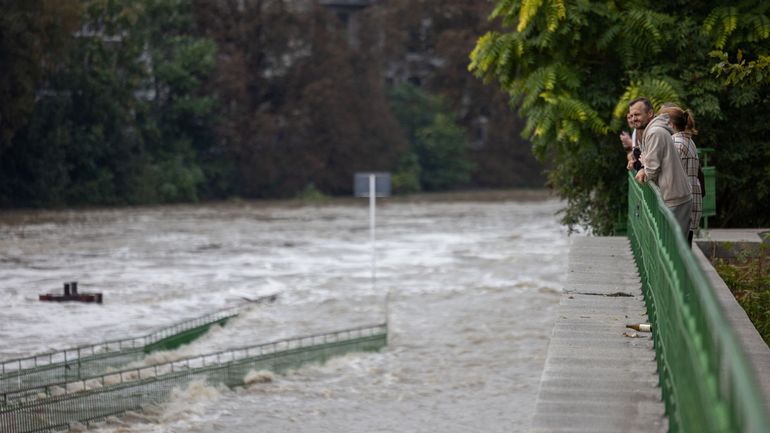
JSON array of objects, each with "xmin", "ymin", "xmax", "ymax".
[{"xmin": 659, "ymin": 105, "xmax": 698, "ymax": 135}]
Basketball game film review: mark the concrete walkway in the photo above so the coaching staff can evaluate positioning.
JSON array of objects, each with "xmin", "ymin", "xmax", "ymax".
[
  {"xmin": 699, "ymin": 228, "xmax": 769, "ymax": 243},
  {"xmin": 530, "ymin": 236, "xmax": 667, "ymax": 433}
]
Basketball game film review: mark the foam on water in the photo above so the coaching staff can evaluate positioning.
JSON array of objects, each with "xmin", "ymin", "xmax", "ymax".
[
  {"xmin": 85, "ymin": 380, "xmax": 225, "ymax": 433},
  {"xmin": 243, "ymin": 369, "xmax": 274, "ymax": 385}
]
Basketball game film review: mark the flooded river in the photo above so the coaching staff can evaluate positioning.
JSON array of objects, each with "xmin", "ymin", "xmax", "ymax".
[{"xmin": 0, "ymin": 191, "xmax": 568, "ymax": 432}]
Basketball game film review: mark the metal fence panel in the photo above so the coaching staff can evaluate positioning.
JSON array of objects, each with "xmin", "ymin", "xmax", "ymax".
[
  {"xmin": 1, "ymin": 307, "xmax": 241, "ymax": 394},
  {"xmin": 1, "ymin": 324, "xmax": 387, "ymax": 433}
]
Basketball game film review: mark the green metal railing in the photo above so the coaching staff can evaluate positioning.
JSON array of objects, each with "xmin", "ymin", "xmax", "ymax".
[
  {"xmin": 0, "ymin": 323, "xmax": 387, "ymax": 433},
  {"xmin": 0, "ymin": 305, "xmax": 242, "ymax": 393},
  {"xmin": 627, "ymin": 172, "xmax": 769, "ymax": 433}
]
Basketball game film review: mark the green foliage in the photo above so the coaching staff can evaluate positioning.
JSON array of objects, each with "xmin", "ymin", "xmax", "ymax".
[
  {"xmin": 416, "ymin": 113, "xmax": 474, "ymax": 191},
  {"xmin": 392, "ymin": 152, "xmax": 422, "ymax": 194},
  {"xmin": 0, "ymin": 0, "xmax": 82, "ymax": 148},
  {"xmin": 471, "ymin": 1, "xmax": 637, "ymax": 232},
  {"xmin": 471, "ymin": 1, "xmax": 770, "ymax": 232},
  {"xmin": 0, "ymin": 0, "xmax": 217, "ymax": 207},
  {"xmin": 140, "ymin": 0, "xmax": 218, "ymax": 200},
  {"xmin": 294, "ymin": 183, "xmax": 329, "ymax": 202},
  {"xmin": 704, "ymin": 3, "xmax": 770, "ymax": 87},
  {"xmin": 387, "ymin": 83, "xmax": 445, "ymax": 144},
  {"xmin": 711, "ymin": 51, "xmax": 770, "ymax": 86},
  {"xmin": 0, "ymin": 0, "xmax": 147, "ymax": 206},
  {"xmin": 612, "ymin": 78, "xmax": 681, "ymax": 122},
  {"xmin": 703, "ymin": 6, "xmax": 739, "ymax": 50},
  {"xmin": 131, "ymin": 155, "xmax": 204, "ymax": 203},
  {"xmin": 713, "ymin": 241, "xmax": 770, "ymax": 346},
  {"xmin": 388, "ymin": 83, "xmax": 474, "ymax": 192}
]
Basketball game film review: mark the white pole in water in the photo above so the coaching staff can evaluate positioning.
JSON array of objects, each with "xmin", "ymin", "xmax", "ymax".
[
  {"xmin": 354, "ymin": 172, "xmax": 391, "ymax": 335},
  {"xmin": 368, "ymin": 175, "xmax": 390, "ymax": 342},
  {"xmin": 369, "ymin": 174, "xmax": 376, "ymax": 291}
]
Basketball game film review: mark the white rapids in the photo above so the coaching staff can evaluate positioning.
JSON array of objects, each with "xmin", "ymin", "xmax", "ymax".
[{"xmin": 0, "ymin": 191, "xmax": 569, "ymax": 433}]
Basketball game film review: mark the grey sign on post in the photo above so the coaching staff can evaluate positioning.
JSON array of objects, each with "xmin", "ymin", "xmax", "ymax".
[{"xmin": 354, "ymin": 172, "xmax": 391, "ymax": 197}]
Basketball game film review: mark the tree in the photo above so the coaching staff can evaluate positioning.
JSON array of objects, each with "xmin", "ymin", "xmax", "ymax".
[
  {"xmin": 388, "ymin": 83, "xmax": 473, "ymax": 191},
  {"xmin": 470, "ymin": 1, "xmax": 770, "ymax": 232},
  {"xmin": 0, "ymin": 0, "xmax": 82, "ymax": 149},
  {"xmin": 194, "ymin": 1, "xmax": 406, "ymax": 198},
  {"xmin": 382, "ymin": 0, "xmax": 544, "ymax": 188},
  {"xmin": 701, "ymin": 4, "xmax": 770, "ymax": 226},
  {"xmin": 0, "ymin": 0, "xmax": 148, "ymax": 206},
  {"xmin": 0, "ymin": 0, "xmax": 218, "ymax": 206},
  {"xmin": 1, "ymin": 0, "xmax": 556, "ymax": 207},
  {"xmin": 137, "ymin": 0, "xmax": 218, "ymax": 202},
  {"xmin": 706, "ymin": 5, "xmax": 770, "ymax": 87}
]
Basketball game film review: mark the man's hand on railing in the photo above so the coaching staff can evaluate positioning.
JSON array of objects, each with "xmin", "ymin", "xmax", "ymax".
[{"xmin": 635, "ymin": 169, "xmax": 647, "ymax": 184}]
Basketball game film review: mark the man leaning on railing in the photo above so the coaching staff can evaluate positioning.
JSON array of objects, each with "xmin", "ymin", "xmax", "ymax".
[{"xmin": 627, "ymin": 97, "xmax": 692, "ymax": 240}]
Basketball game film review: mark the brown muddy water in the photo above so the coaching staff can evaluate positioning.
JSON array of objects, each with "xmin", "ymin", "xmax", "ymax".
[{"xmin": 0, "ymin": 191, "xmax": 569, "ymax": 432}]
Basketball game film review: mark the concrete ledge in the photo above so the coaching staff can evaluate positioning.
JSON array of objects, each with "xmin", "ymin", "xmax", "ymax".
[{"xmin": 692, "ymin": 244, "xmax": 770, "ymax": 413}]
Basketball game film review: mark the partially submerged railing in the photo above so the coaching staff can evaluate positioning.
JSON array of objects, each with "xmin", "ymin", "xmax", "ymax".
[
  {"xmin": 627, "ymin": 172, "xmax": 769, "ymax": 433},
  {"xmin": 0, "ymin": 305, "xmax": 242, "ymax": 393},
  {"xmin": 0, "ymin": 323, "xmax": 387, "ymax": 433}
]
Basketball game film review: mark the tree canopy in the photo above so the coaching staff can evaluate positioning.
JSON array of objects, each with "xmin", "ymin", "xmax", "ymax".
[
  {"xmin": 470, "ymin": 0, "xmax": 770, "ymax": 232},
  {"xmin": 0, "ymin": 0, "xmax": 82, "ymax": 148},
  {"xmin": 0, "ymin": 0, "xmax": 218, "ymax": 205},
  {"xmin": 1, "ymin": 0, "xmax": 539, "ymax": 208}
]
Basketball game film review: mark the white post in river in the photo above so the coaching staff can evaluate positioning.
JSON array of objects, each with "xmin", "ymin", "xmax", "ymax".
[
  {"xmin": 354, "ymin": 172, "xmax": 391, "ymax": 332},
  {"xmin": 369, "ymin": 174, "xmax": 377, "ymax": 291}
]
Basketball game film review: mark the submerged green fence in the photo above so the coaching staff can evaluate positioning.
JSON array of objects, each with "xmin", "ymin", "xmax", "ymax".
[
  {"xmin": 0, "ymin": 324, "xmax": 387, "ymax": 433},
  {"xmin": 0, "ymin": 305, "xmax": 242, "ymax": 394},
  {"xmin": 627, "ymin": 172, "xmax": 769, "ymax": 433}
]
